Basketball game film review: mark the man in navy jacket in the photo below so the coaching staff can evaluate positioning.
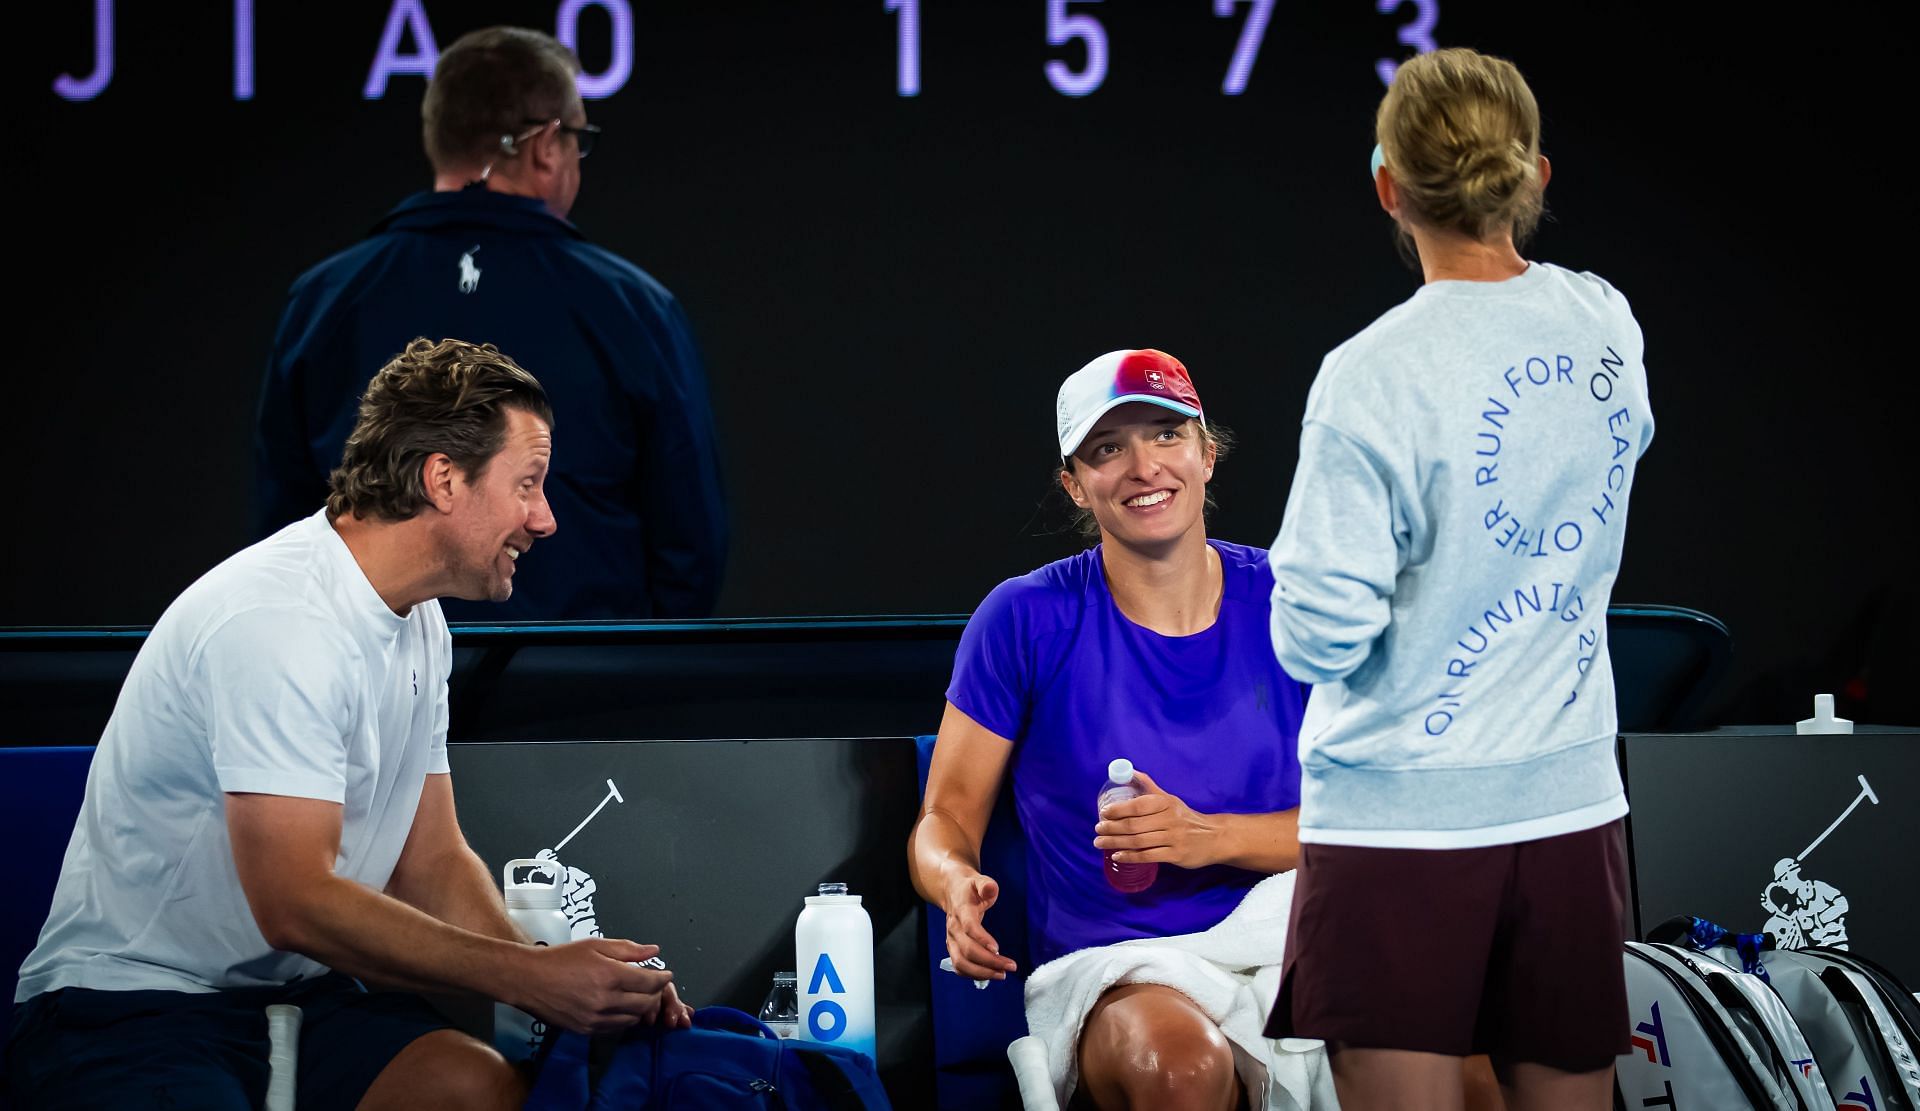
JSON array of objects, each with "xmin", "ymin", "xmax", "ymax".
[{"xmin": 256, "ymin": 26, "xmax": 726, "ymax": 621}]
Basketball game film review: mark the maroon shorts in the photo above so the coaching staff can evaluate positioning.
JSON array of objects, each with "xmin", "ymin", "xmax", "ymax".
[{"xmin": 1266, "ymin": 819, "xmax": 1629, "ymax": 1072}]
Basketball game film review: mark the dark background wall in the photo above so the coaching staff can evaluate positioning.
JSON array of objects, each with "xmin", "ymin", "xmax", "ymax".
[{"xmin": 18, "ymin": 1, "xmax": 1916, "ymax": 725}]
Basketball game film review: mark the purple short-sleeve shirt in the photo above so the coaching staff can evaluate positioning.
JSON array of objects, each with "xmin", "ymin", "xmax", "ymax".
[{"xmin": 947, "ymin": 540, "xmax": 1307, "ymax": 965}]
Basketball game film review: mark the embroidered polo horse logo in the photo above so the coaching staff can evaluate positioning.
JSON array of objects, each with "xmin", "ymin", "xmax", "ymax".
[{"xmin": 458, "ymin": 246, "xmax": 483, "ymax": 294}]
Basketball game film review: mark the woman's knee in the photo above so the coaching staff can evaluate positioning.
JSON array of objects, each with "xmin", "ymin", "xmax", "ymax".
[
  {"xmin": 1079, "ymin": 986, "xmax": 1239, "ymax": 1109},
  {"xmin": 1130, "ymin": 1025, "xmax": 1237, "ymax": 1104}
]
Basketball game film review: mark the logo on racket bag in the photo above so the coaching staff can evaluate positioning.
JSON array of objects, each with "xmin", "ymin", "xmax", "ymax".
[
  {"xmin": 1840, "ymin": 1076, "xmax": 1880, "ymax": 1111},
  {"xmin": 1631, "ymin": 1000, "xmax": 1671, "ymax": 1067}
]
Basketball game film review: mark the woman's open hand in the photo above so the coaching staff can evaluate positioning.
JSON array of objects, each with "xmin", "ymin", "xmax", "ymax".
[{"xmin": 943, "ymin": 871, "xmax": 1019, "ymax": 980}]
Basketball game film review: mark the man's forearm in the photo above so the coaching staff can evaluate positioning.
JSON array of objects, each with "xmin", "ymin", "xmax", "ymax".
[
  {"xmin": 389, "ymin": 844, "xmax": 526, "ymax": 944},
  {"xmin": 261, "ymin": 872, "xmax": 531, "ymax": 1004}
]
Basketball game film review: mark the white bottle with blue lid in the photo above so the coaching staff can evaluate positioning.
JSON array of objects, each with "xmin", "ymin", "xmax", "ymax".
[{"xmin": 795, "ymin": 881, "xmax": 876, "ymax": 1061}]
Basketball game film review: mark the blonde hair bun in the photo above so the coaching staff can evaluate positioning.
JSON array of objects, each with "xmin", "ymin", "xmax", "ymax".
[{"xmin": 1377, "ymin": 48, "xmax": 1544, "ymax": 243}]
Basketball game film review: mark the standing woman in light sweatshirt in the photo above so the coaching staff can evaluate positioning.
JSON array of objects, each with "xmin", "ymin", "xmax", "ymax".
[{"xmin": 1262, "ymin": 48, "xmax": 1654, "ymax": 1111}]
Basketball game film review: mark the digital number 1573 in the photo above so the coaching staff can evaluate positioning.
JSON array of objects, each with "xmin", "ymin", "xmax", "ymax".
[{"xmin": 884, "ymin": 0, "xmax": 1439, "ymax": 98}]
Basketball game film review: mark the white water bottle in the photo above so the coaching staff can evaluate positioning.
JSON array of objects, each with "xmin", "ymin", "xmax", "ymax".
[
  {"xmin": 795, "ymin": 882, "xmax": 876, "ymax": 1061},
  {"xmin": 495, "ymin": 858, "xmax": 571, "ymax": 1062}
]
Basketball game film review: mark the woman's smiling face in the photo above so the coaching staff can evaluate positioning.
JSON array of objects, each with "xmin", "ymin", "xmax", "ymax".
[{"xmin": 1062, "ymin": 403, "xmax": 1215, "ymax": 553}]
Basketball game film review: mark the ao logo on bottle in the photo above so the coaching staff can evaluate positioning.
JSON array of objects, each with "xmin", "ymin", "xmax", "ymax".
[{"xmin": 806, "ymin": 952, "xmax": 851, "ymax": 1041}]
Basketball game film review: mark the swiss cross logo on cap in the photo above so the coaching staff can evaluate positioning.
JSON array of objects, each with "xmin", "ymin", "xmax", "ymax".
[{"xmin": 1111, "ymin": 350, "xmax": 1201, "ymax": 414}]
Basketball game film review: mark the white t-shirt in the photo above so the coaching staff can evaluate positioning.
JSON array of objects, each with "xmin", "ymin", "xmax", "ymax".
[{"xmin": 16, "ymin": 510, "xmax": 451, "ymax": 1000}]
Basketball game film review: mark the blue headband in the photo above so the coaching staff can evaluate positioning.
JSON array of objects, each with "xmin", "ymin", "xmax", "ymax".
[{"xmin": 1369, "ymin": 143, "xmax": 1385, "ymax": 180}]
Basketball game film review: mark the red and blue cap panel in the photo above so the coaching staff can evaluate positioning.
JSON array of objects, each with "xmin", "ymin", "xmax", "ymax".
[{"xmin": 1056, "ymin": 348, "xmax": 1205, "ymax": 456}]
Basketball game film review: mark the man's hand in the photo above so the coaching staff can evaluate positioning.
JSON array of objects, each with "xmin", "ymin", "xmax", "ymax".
[
  {"xmin": 1094, "ymin": 770, "xmax": 1226, "ymax": 870},
  {"xmin": 511, "ymin": 938, "xmax": 680, "ymax": 1034},
  {"xmin": 943, "ymin": 872, "xmax": 1018, "ymax": 981},
  {"xmin": 656, "ymin": 980, "xmax": 693, "ymax": 1030}
]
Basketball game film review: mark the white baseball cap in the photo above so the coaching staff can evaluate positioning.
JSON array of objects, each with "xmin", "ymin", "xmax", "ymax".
[{"xmin": 1056, "ymin": 349, "xmax": 1204, "ymax": 457}]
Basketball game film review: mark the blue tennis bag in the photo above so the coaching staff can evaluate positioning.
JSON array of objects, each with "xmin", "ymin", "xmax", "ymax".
[{"xmin": 524, "ymin": 1005, "xmax": 892, "ymax": 1110}]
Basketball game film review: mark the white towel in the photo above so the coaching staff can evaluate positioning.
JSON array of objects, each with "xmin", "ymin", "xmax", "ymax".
[{"xmin": 1022, "ymin": 872, "xmax": 1337, "ymax": 1110}]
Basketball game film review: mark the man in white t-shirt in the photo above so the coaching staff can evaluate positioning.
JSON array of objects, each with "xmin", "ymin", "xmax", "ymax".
[{"xmin": 5, "ymin": 338, "xmax": 688, "ymax": 1111}]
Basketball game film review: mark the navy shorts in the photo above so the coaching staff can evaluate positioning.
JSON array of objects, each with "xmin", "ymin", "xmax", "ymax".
[
  {"xmin": 4, "ymin": 973, "xmax": 453, "ymax": 1110},
  {"xmin": 1266, "ymin": 819, "xmax": 1630, "ymax": 1072}
]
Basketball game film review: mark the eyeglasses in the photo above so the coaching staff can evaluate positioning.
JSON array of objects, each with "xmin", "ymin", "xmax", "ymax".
[{"xmin": 521, "ymin": 118, "xmax": 602, "ymax": 159}]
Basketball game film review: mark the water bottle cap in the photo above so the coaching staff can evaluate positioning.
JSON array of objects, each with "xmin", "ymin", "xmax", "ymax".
[
  {"xmin": 502, "ymin": 857, "xmax": 564, "ymax": 909},
  {"xmin": 1107, "ymin": 758, "xmax": 1134, "ymax": 785},
  {"xmin": 775, "ymin": 971, "xmax": 796, "ymax": 983},
  {"xmin": 505, "ymin": 887, "xmax": 562, "ymax": 910},
  {"xmin": 804, "ymin": 884, "xmax": 865, "ymax": 907}
]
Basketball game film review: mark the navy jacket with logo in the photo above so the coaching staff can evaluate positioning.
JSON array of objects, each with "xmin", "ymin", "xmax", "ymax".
[{"xmin": 255, "ymin": 188, "xmax": 727, "ymax": 620}]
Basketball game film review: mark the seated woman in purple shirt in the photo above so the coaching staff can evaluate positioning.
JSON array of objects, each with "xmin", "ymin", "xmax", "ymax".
[{"xmin": 908, "ymin": 349, "xmax": 1309, "ymax": 1111}]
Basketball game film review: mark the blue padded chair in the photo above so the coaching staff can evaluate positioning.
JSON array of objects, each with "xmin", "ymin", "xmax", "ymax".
[
  {"xmin": 915, "ymin": 733, "xmax": 1031, "ymax": 1111},
  {"xmin": 1606, "ymin": 605, "xmax": 1731, "ymax": 731},
  {"xmin": 1, "ymin": 745, "xmax": 97, "ymax": 1004}
]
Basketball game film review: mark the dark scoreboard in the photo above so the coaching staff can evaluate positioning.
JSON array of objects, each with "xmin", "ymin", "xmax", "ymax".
[
  {"xmin": 50, "ymin": 1, "xmax": 1438, "ymax": 102},
  {"xmin": 23, "ymin": 2, "xmax": 1914, "ymax": 741}
]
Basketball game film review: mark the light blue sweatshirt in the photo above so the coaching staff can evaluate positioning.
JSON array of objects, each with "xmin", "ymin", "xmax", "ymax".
[{"xmin": 1270, "ymin": 261, "xmax": 1653, "ymax": 848}]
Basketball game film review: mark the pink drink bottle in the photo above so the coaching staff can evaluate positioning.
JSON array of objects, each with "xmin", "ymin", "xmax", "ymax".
[{"xmin": 1099, "ymin": 758, "xmax": 1158, "ymax": 893}]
